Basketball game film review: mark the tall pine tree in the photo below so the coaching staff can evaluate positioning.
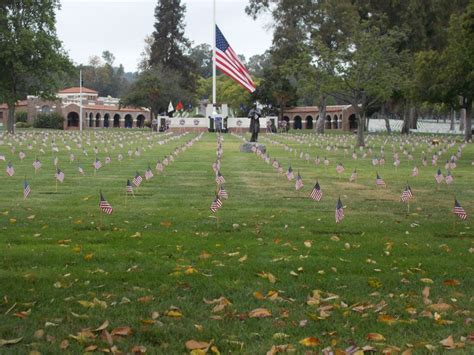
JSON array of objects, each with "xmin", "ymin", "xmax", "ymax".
[{"xmin": 149, "ymin": 0, "xmax": 196, "ymax": 92}]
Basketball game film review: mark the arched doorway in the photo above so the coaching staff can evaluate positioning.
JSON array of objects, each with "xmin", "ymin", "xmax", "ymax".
[
  {"xmin": 136, "ymin": 114, "xmax": 145, "ymax": 128},
  {"xmin": 294, "ymin": 115, "xmax": 302, "ymax": 129},
  {"xmin": 113, "ymin": 114, "xmax": 120, "ymax": 128},
  {"xmin": 305, "ymin": 115, "xmax": 313, "ymax": 129},
  {"xmin": 339, "ymin": 114, "xmax": 343, "ymax": 129},
  {"xmin": 88, "ymin": 113, "xmax": 93, "ymax": 128},
  {"xmin": 67, "ymin": 112, "xmax": 79, "ymax": 128},
  {"xmin": 95, "ymin": 113, "xmax": 101, "ymax": 127},
  {"xmin": 332, "ymin": 114, "xmax": 338, "ymax": 129},
  {"xmin": 104, "ymin": 113, "xmax": 110, "ymax": 128},
  {"xmin": 349, "ymin": 114, "xmax": 357, "ymax": 129},
  {"xmin": 124, "ymin": 114, "xmax": 133, "ymax": 128},
  {"xmin": 325, "ymin": 115, "xmax": 332, "ymax": 129}
]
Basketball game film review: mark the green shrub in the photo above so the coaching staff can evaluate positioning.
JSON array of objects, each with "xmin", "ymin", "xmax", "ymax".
[
  {"xmin": 33, "ymin": 112, "xmax": 64, "ymax": 129},
  {"xmin": 15, "ymin": 122, "xmax": 31, "ymax": 128},
  {"xmin": 15, "ymin": 111, "xmax": 28, "ymax": 123},
  {"xmin": 144, "ymin": 120, "xmax": 152, "ymax": 128}
]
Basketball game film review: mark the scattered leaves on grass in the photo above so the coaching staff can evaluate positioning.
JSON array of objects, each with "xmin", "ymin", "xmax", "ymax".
[
  {"xmin": 257, "ymin": 271, "xmax": 276, "ymax": 283},
  {"xmin": 249, "ymin": 308, "xmax": 272, "ymax": 318},
  {"xmin": 443, "ymin": 279, "xmax": 460, "ymax": 286},
  {"xmin": 299, "ymin": 337, "xmax": 320, "ymax": 347},
  {"xmin": 0, "ymin": 337, "xmax": 23, "ymax": 347},
  {"xmin": 111, "ymin": 327, "xmax": 132, "ymax": 337},
  {"xmin": 367, "ymin": 333, "xmax": 386, "ymax": 342}
]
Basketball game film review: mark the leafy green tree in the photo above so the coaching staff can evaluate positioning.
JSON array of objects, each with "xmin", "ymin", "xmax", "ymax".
[
  {"xmin": 415, "ymin": 3, "xmax": 473, "ymax": 141},
  {"xmin": 189, "ymin": 44, "xmax": 213, "ymax": 78},
  {"xmin": 247, "ymin": 50, "xmax": 272, "ymax": 77},
  {"xmin": 0, "ymin": 0, "xmax": 73, "ymax": 133}
]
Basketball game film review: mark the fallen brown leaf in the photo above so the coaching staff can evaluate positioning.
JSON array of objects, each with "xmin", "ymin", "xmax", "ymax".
[{"xmin": 249, "ymin": 308, "xmax": 272, "ymax": 318}]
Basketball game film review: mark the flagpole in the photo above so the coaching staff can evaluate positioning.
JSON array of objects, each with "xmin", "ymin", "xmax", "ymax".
[
  {"xmin": 79, "ymin": 69, "xmax": 83, "ymax": 132},
  {"xmin": 212, "ymin": 0, "xmax": 216, "ymax": 107}
]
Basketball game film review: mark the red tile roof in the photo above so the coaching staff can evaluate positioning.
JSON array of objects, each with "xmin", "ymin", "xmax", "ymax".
[
  {"xmin": 0, "ymin": 100, "xmax": 28, "ymax": 109},
  {"xmin": 82, "ymin": 104, "xmax": 147, "ymax": 113},
  {"xmin": 58, "ymin": 87, "xmax": 98, "ymax": 94}
]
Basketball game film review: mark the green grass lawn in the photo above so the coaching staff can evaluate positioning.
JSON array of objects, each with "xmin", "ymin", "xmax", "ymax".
[{"xmin": 0, "ymin": 129, "xmax": 473, "ymax": 354}]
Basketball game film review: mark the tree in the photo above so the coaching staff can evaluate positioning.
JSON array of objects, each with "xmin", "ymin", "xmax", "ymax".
[
  {"xmin": 149, "ymin": 0, "xmax": 196, "ymax": 92},
  {"xmin": 189, "ymin": 44, "xmax": 213, "ymax": 78},
  {"xmin": 121, "ymin": 65, "xmax": 195, "ymax": 119},
  {"xmin": 415, "ymin": 3, "xmax": 473, "ymax": 141},
  {"xmin": 247, "ymin": 51, "xmax": 272, "ymax": 77},
  {"xmin": 0, "ymin": 0, "xmax": 73, "ymax": 133}
]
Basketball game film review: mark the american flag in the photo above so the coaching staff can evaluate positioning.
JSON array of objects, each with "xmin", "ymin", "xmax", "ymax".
[
  {"xmin": 453, "ymin": 199, "xmax": 467, "ymax": 220},
  {"xmin": 215, "ymin": 25, "xmax": 256, "ymax": 92},
  {"xmin": 434, "ymin": 168, "xmax": 444, "ymax": 184},
  {"xmin": 349, "ymin": 169, "xmax": 358, "ymax": 182},
  {"xmin": 0, "ymin": 154, "xmax": 5, "ymax": 161},
  {"xmin": 210, "ymin": 195, "xmax": 223, "ymax": 213},
  {"xmin": 93, "ymin": 158, "xmax": 102, "ymax": 170},
  {"xmin": 218, "ymin": 185, "xmax": 229, "ymax": 199},
  {"xmin": 126, "ymin": 179, "xmax": 134, "ymax": 194},
  {"xmin": 335, "ymin": 197, "xmax": 344, "ymax": 223},
  {"xmin": 352, "ymin": 152, "xmax": 357, "ymax": 160},
  {"xmin": 324, "ymin": 157, "xmax": 329, "ymax": 166},
  {"xmin": 295, "ymin": 172, "xmax": 303, "ymax": 190},
  {"xmin": 78, "ymin": 165, "xmax": 85, "ymax": 175},
  {"xmin": 310, "ymin": 182, "xmax": 322, "ymax": 201},
  {"xmin": 23, "ymin": 180, "xmax": 31, "ymax": 199},
  {"xmin": 19, "ymin": 151, "xmax": 26, "ymax": 160},
  {"xmin": 145, "ymin": 166, "xmax": 154, "ymax": 180},
  {"xmin": 445, "ymin": 170, "xmax": 453, "ymax": 184},
  {"xmin": 372, "ymin": 156, "xmax": 379, "ymax": 166},
  {"xmin": 105, "ymin": 156, "xmax": 111, "ymax": 164},
  {"xmin": 156, "ymin": 160, "xmax": 164, "ymax": 173},
  {"xmin": 376, "ymin": 173, "xmax": 386, "ymax": 187},
  {"xmin": 336, "ymin": 163, "xmax": 344, "ymax": 174},
  {"xmin": 118, "ymin": 154, "xmax": 123, "ymax": 161},
  {"xmin": 99, "ymin": 192, "xmax": 113, "ymax": 215},
  {"xmin": 286, "ymin": 166, "xmax": 294, "ymax": 181},
  {"xmin": 55, "ymin": 168, "xmax": 65, "ymax": 183},
  {"xmin": 412, "ymin": 166, "xmax": 419, "ymax": 177},
  {"xmin": 422, "ymin": 156, "xmax": 427, "ymax": 166},
  {"xmin": 69, "ymin": 153, "xmax": 74, "ymax": 162},
  {"xmin": 33, "ymin": 159, "xmax": 42, "ymax": 171},
  {"xmin": 401, "ymin": 185, "xmax": 413, "ymax": 202},
  {"xmin": 133, "ymin": 172, "xmax": 143, "ymax": 187},
  {"xmin": 215, "ymin": 171, "xmax": 225, "ymax": 185},
  {"xmin": 315, "ymin": 156, "xmax": 320, "ymax": 165},
  {"xmin": 272, "ymin": 159, "xmax": 279, "ymax": 169},
  {"xmin": 54, "ymin": 156, "xmax": 58, "ymax": 166},
  {"xmin": 6, "ymin": 161, "xmax": 14, "ymax": 176}
]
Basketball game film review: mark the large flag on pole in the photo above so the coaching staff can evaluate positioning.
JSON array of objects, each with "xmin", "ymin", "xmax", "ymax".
[{"xmin": 215, "ymin": 25, "xmax": 256, "ymax": 93}]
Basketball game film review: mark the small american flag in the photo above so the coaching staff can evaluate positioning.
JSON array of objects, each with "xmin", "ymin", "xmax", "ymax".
[
  {"xmin": 372, "ymin": 157, "xmax": 379, "ymax": 166},
  {"xmin": 19, "ymin": 151, "xmax": 26, "ymax": 160},
  {"xmin": 126, "ymin": 179, "xmax": 134, "ymax": 194},
  {"xmin": 286, "ymin": 166, "xmax": 294, "ymax": 181},
  {"xmin": 349, "ymin": 169, "xmax": 357, "ymax": 182},
  {"xmin": 453, "ymin": 199, "xmax": 467, "ymax": 220},
  {"xmin": 401, "ymin": 185, "xmax": 413, "ymax": 202},
  {"xmin": 6, "ymin": 161, "xmax": 14, "ymax": 176},
  {"xmin": 105, "ymin": 156, "xmax": 111, "ymax": 164},
  {"xmin": 336, "ymin": 163, "xmax": 344, "ymax": 174},
  {"xmin": 156, "ymin": 160, "xmax": 164, "ymax": 173},
  {"xmin": 295, "ymin": 172, "xmax": 303, "ymax": 190},
  {"xmin": 118, "ymin": 154, "xmax": 123, "ymax": 161},
  {"xmin": 445, "ymin": 170, "xmax": 453, "ymax": 184},
  {"xmin": 376, "ymin": 173, "xmax": 386, "ymax": 187},
  {"xmin": 422, "ymin": 156, "xmax": 427, "ymax": 166},
  {"xmin": 23, "ymin": 180, "xmax": 31, "ymax": 199},
  {"xmin": 434, "ymin": 168, "xmax": 444, "ymax": 184},
  {"xmin": 54, "ymin": 156, "xmax": 58, "ymax": 166},
  {"xmin": 33, "ymin": 159, "xmax": 42, "ymax": 171},
  {"xmin": 310, "ymin": 182, "xmax": 322, "ymax": 201},
  {"xmin": 93, "ymin": 158, "xmax": 102, "ymax": 170},
  {"xmin": 412, "ymin": 166, "xmax": 419, "ymax": 177},
  {"xmin": 55, "ymin": 168, "xmax": 65, "ymax": 183},
  {"xmin": 0, "ymin": 154, "xmax": 5, "ymax": 161},
  {"xmin": 99, "ymin": 192, "xmax": 113, "ymax": 215},
  {"xmin": 335, "ymin": 197, "xmax": 344, "ymax": 223},
  {"xmin": 210, "ymin": 195, "xmax": 223, "ymax": 213},
  {"xmin": 324, "ymin": 157, "xmax": 329, "ymax": 166},
  {"xmin": 218, "ymin": 185, "xmax": 229, "ymax": 199},
  {"xmin": 352, "ymin": 152, "xmax": 357, "ymax": 160},
  {"xmin": 145, "ymin": 166, "xmax": 154, "ymax": 181},
  {"xmin": 133, "ymin": 172, "xmax": 143, "ymax": 187},
  {"xmin": 78, "ymin": 166, "xmax": 85, "ymax": 175},
  {"xmin": 215, "ymin": 171, "xmax": 225, "ymax": 185},
  {"xmin": 314, "ymin": 156, "xmax": 320, "ymax": 165},
  {"xmin": 393, "ymin": 159, "xmax": 400, "ymax": 167}
]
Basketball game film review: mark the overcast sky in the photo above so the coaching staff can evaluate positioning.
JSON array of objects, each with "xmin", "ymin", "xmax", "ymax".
[{"xmin": 56, "ymin": 0, "xmax": 273, "ymax": 72}]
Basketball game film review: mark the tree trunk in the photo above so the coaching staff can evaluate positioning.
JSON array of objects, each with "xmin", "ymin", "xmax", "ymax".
[
  {"xmin": 315, "ymin": 95, "xmax": 326, "ymax": 134},
  {"xmin": 401, "ymin": 102, "xmax": 410, "ymax": 134},
  {"xmin": 459, "ymin": 108, "xmax": 465, "ymax": 132},
  {"xmin": 356, "ymin": 111, "xmax": 365, "ymax": 146},
  {"xmin": 7, "ymin": 105, "xmax": 15, "ymax": 134},
  {"xmin": 464, "ymin": 99, "xmax": 472, "ymax": 142},
  {"xmin": 409, "ymin": 106, "xmax": 417, "ymax": 129},
  {"xmin": 449, "ymin": 108, "xmax": 455, "ymax": 131},
  {"xmin": 380, "ymin": 104, "xmax": 391, "ymax": 133}
]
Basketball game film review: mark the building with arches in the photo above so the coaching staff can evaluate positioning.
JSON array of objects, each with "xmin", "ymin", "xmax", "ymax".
[
  {"xmin": 282, "ymin": 105, "xmax": 357, "ymax": 131},
  {"xmin": 0, "ymin": 87, "xmax": 150, "ymax": 130}
]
